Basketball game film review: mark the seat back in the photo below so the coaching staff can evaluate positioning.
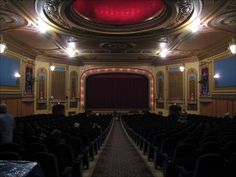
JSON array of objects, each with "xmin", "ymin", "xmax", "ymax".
[
  {"xmin": 160, "ymin": 137, "xmax": 178, "ymax": 157},
  {"xmin": 32, "ymin": 152, "xmax": 60, "ymax": 177},
  {"xmin": 193, "ymin": 153, "xmax": 225, "ymax": 177},
  {"xmin": 0, "ymin": 151, "xmax": 22, "ymax": 160},
  {"xmin": 228, "ymin": 153, "xmax": 236, "ymax": 177},
  {"xmin": 173, "ymin": 143, "xmax": 197, "ymax": 171},
  {"xmin": 198, "ymin": 142, "xmax": 219, "ymax": 155},
  {"xmin": 52, "ymin": 143, "xmax": 74, "ymax": 173}
]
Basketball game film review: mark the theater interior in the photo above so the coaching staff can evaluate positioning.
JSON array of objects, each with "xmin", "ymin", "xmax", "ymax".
[{"xmin": 0, "ymin": 0, "xmax": 236, "ymax": 177}]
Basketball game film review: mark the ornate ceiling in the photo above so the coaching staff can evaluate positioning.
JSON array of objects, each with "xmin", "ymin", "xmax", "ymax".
[{"xmin": 0, "ymin": 0, "xmax": 235, "ymax": 65}]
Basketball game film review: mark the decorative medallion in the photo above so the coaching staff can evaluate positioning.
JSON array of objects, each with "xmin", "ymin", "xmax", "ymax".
[{"xmin": 43, "ymin": 0, "xmax": 69, "ymax": 28}]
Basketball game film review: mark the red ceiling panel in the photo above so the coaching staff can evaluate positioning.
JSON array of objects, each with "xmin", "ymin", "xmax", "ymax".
[{"xmin": 73, "ymin": 0, "xmax": 164, "ymax": 25}]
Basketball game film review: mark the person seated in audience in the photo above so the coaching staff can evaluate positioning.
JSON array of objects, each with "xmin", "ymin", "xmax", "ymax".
[
  {"xmin": 168, "ymin": 104, "xmax": 181, "ymax": 120},
  {"xmin": 50, "ymin": 129, "xmax": 65, "ymax": 143},
  {"xmin": 178, "ymin": 109, "xmax": 188, "ymax": 123},
  {"xmin": 0, "ymin": 103, "xmax": 15, "ymax": 144},
  {"xmin": 92, "ymin": 122, "xmax": 102, "ymax": 134},
  {"xmin": 223, "ymin": 112, "xmax": 231, "ymax": 119},
  {"xmin": 35, "ymin": 127, "xmax": 47, "ymax": 141},
  {"xmin": 74, "ymin": 122, "xmax": 80, "ymax": 128}
]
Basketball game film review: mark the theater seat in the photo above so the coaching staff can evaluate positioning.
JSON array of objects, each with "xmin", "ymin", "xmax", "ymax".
[
  {"xmin": 32, "ymin": 152, "xmax": 60, "ymax": 177},
  {"xmin": 192, "ymin": 153, "xmax": 225, "ymax": 177},
  {"xmin": 0, "ymin": 151, "xmax": 22, "ymax": 160}
]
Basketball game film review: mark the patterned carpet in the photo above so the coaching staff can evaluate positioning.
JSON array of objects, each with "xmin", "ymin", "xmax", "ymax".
[{"xmin": 91, "ymin": 121, "xmax": 155, "ymax": 177}]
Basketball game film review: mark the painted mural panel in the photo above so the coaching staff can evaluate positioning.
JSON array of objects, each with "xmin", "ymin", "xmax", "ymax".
[
  {"xmin": 214, "ymin": 56, "xmax": 236, "ymax": 89},
  {"xmin": 0, "ymin": 56, "xmax": 20, "ymax": 87}
]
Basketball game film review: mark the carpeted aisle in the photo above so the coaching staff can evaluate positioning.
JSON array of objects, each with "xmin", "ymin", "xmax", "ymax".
[{"xmin": 91, "ymin": 121, "xmax": 155, "ymax": 177}]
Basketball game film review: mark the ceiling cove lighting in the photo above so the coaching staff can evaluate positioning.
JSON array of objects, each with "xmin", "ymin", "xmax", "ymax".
[
  {"xmin": 73, "ymin": 0, "xmax": 164, "ymax": 25},
  {"xmin": 188, "ymin": 17, "xmax": 201, "ymax": 33}
]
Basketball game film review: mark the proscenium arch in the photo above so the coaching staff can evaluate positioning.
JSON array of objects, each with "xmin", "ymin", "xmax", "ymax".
[{"xmin": 80, "ymin": 67, "xmax": 155, "ymax": 111}]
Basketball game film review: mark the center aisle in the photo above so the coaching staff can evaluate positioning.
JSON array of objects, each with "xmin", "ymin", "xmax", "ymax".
[{"xmin": 91, "ymin": 120, "xmax": 155, "ymax": 177}]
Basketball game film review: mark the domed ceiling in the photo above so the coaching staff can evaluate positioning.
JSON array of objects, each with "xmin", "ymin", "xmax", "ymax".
[{"xmin": 1, "ymin": 0, "xmax": 236, "ymax": 64}]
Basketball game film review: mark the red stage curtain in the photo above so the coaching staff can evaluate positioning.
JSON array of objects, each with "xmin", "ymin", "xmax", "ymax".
[{"xmin": 86, "ymin": 73, "xmax": 149, "ymax": 109}]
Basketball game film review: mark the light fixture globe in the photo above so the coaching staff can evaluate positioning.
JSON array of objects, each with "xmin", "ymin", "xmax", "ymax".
[
  {"xmin": 50, "ymin": 65, "xmax": 55, "ymax": 71},
  {"xmin": 179, "ymin": 66, "xmax": 185, "ymax": 72},
  {"xmin": 229, "ymin": 38, "xmax": 236, "ymax": 54},
  {"xmin": 0, "ymin": 43, "xmax": 6, "ymax": 53}
]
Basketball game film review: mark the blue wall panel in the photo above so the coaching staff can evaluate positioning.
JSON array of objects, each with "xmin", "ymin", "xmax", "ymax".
[
  {"xmin": 214, "ymin": 56, "xmax": 236, "ymax": 88},
  {"xmin": 0, "ymin": 56, "xmax": 20, "ymax": 87}
]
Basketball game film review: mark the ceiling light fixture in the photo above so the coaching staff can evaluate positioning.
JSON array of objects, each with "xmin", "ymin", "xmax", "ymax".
[
  {"xmin": 37, "ymin": 18, "xmax": 50, "ymax": 33},
  {"xmin": 160, "ymin": 42, "xmax": 167, "ymax": 49},
  {"xmin": 229, "ymin": 36, "xmax": 236, "ymax": 54},
  {"xmin": 160, "ymin": 48, "xmax": 168, "ymax": 58},
  {"xmin": 189, "ymin": 17, "xmax": 201, "ymax": 33},
  {"xmin": 66, "ymin": 41, "xmax": 78, "ymax": 58},
  {"xmin": 0, "ymin": 34, "xmax": 6, "ymax": 53}
]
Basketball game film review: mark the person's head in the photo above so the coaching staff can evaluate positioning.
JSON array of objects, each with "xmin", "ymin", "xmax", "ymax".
[
  {"xmin": 51, "ymin": 129, "xmax": 61, "ymax": 139},
  {"xmin": 224, "ymin": 112, "xmax": 230, "ymax": 118},
  {"xmin": 0, "ymin": 103, "xmax": 8, "ymax": 113},
  {"xmin": 74, "ymin": 122, "xmax": 80, "ymax": 128}
]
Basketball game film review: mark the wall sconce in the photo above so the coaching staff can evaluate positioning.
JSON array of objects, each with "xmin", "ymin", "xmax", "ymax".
[
  {"xmin": 179, "ymin": 66, "xmax": 185, "ymax": 72},
  {"xmin": 213, "ymin": 73, "xmax": 220, "ymax": 79},
  {"xmin": 14, "ymin": 72, "xmax": 21, "ymax": 78},
  {"xmin": 50, "ymin": 65, "xmax": 55, "ymax": 71}
]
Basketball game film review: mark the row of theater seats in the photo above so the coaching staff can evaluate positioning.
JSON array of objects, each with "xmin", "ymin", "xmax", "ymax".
[
  {"xmin": 122, "ymin": 114, "xmax": 236, "ymax": 177},
  {"xmin": 0, "ymin": 113, "xmax": 113, "ymax": 177}
]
